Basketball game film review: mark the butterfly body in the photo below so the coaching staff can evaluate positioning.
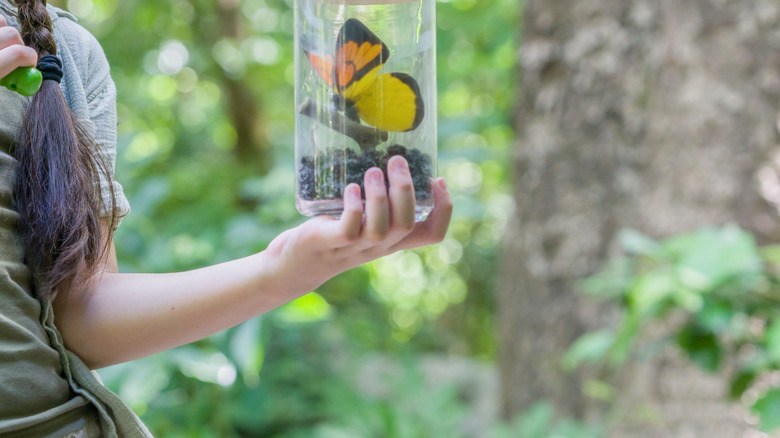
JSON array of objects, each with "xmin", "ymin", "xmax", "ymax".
[
  {"xmin": 305, "ymin": 18, "xmax": 424, "ymax": 133},
  {"xmin": 331, "ymin": 94, "xmax": 361, "ymax": 123}
]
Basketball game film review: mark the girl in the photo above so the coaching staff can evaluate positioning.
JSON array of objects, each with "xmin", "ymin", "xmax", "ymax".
[{"xmin": 0, "ymin": 1, "xmax": 453, "ymax": 436}]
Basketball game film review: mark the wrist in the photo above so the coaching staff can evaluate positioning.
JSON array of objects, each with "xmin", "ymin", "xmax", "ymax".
[{"xmin": 247, "ymin": 248, "xmax": 311, "ymax": 312}]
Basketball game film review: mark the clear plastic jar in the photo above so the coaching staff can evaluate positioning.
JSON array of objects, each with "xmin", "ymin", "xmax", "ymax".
[{"xmin": 294, "ymin": 0, "xmax": 437, "ymax": 220}]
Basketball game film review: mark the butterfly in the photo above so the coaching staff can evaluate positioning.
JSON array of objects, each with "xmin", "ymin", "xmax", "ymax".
[{"xmin": 304, "ymin": 18, "xmax": 424, "ymax": 133}]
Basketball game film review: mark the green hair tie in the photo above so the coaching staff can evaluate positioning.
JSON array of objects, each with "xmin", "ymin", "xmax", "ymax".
[{"xmin": 1, "ymin": 67, "xmax": 43, "ymax": 97}]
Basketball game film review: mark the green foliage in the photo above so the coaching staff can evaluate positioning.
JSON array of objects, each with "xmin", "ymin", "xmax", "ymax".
[
  {"xmin": 487, "ymin": 403, "xmax": 604, "ymax": 438},
  {"xmin": 752, "ymin": 388, "xmax": 780, "ymax": 432},
  {"xmin": 573, "ymin": 225, "xmax": 780, "ymax": 432},
  {"xmin": 296, "ymin": 364, "xmax": 469, "ymax": 437},
  {"xmin": 561, "ymin": 330, "xmax": 615, "ymax": 372},
  {"xmin": 276, "ymin": 292, "xmax": 332, "ymax": 324},
  {"xmin": 103, "ymin": 316, "xmax": 590, "ymax": 437}
]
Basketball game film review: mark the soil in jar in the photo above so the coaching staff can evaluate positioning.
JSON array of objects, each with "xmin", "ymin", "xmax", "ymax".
[{"xmin": 298, "ymin": 144, "xmax": 433, "ymax": 201}]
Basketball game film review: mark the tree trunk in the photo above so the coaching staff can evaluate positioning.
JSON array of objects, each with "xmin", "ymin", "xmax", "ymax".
[
  {"xmin": 499, "ymin": 0, "xmax": 780, "ymax": 433},
  {"xmin": 217, "ymin": 0, "xmax": 270, "ymax": 169}
]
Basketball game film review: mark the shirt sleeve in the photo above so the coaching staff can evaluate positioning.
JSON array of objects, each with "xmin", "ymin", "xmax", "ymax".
[{"xmin": 82, "ymin": 32, "xmax": 131, "ymax": 232}]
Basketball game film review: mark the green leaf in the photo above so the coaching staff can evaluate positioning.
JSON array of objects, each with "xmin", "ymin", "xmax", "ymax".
[
  {"xmin": 664, "ymin": 226, "xmax": 762, "ymax": 291},
  {"xmin": 609, "ymin": 310, "xmax": 642, "ymax": 365},
  {"xmin": 671, "ymin": 286, "xmax": 704, "ymax": 312},
  {"xmin": 729, "ymin": 371, "xmax": 756, "ymax": 399},
  {"xmin": 752, "ymin": 387, "xmax": 780, "ymax": 432},
  {"xmin": 580, "ymin": 257, "xmax": 634, "ymax": 298},
  {"xmin": 276, "ymin": 292, "xmax": 332, "ymax": 324},
  {"xmin": 229, "ymin": 318, "xmax": 264, "ymax": 385},
  {"xmin": 618, "ymin": 229, "xmax": 662, "ymax": 257},
  {"xmin": 766, "ymin": 319, "xmax": 780, "ymax": 363},
  {"xmin": 676, "ymin": 324, "xmax": 721, "ymax": 372},
  {"xmin": 696, "ymin": 300, "xmax": 733, "ymax": 334},
  {"xmin": 627, "ymin": 270, "xmax": 676, "ymax": 314},
  {"xmin": 169, "ymin": 347, "xmax": 237, "ymax": 386},
  {"xmin": 516, "ymin": 402, "xmax": 554, "ymax": 438},
  {"xmin": 562, "ymin": 330, "xmax": 615, "ymax": 372}
]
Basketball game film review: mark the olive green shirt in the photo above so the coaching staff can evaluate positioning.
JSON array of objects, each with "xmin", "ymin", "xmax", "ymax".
[{"xmin": 0, "ymin": 3, "xmax": 151, "ymax": 437}]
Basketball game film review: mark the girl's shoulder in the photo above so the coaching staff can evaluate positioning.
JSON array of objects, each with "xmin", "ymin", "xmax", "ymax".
[
  {"xmin": 47, "ymin": 3, "xmax": 79, "ymax": 24},
  {"xmin": 44, "ymin": 5, "xmax": 110, "ymax": 76}
]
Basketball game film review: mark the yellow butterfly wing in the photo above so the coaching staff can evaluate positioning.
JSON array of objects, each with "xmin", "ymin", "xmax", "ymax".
[
  {"xmin": 341, "ymin": 65, "xmax": 382, "ymax": 103},
  {"xmin": 352, "ymin": 73, "xmax": 424, "ymax": 132}
]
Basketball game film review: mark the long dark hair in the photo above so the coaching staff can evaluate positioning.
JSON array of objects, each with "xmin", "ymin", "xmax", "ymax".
[{"xmin": 13, "ymin": 0, "xmax": 116, "ymax": 301}]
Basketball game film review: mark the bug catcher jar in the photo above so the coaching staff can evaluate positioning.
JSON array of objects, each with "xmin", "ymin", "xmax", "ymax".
[{"xmin": 294, "ymin": 0, "xmax": 437, "ymax": 220}]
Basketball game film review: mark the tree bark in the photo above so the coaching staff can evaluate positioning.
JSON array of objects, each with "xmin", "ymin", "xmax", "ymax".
[
  {"xmin": 499, "ymin": 0, "xmax": 780, "ymax": 433},
  {"xmin": 217, "ymin": 0, "xmax": 270, "ymax": 169}
]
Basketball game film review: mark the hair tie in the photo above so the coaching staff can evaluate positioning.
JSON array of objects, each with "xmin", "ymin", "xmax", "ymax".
[{"xmin": 37, "ymin": 55, "xmax": 63, "ymax": 84}]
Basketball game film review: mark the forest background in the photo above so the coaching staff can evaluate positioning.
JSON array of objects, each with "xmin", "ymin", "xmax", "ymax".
[{"xmin": 46, "ymin": 0, "xmax": 780, "ymax": 436}]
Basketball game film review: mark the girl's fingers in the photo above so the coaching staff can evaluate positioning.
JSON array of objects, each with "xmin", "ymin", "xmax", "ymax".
[
  {"xmin": 303, "ymin": 184, "xmax": 363, "ymax": 249},
  {"xmin": 0, "ymin": 21, "xmax": 37, "ymax": 80},
  {"xmin": 0, "ymin": 23, "xmax": 24, "ymax": 50},
  {"xmin": 386, "ymin": 156, "xmax": 416, "ymax": 235},
  {"xmin": 362, "ymin": 167, "xmax": 390, "ymax": 242},
  {"xmin": 337, "ymin": 183, "xmax": 364, "ymax": 244},
  {"xmin": 0, "ymin": 44, "xmax": 38, "ymax": 79},
  {"xmin": 390, "ymin": 178, "xmax": 453, "ymax": 252}
]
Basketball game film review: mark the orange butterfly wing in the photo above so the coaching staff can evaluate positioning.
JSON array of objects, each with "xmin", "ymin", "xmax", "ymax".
[
  {"xmin": 334, "ymin": 18, "xmax": 389, "ymax": 91},
  {"xmin": 305, "ymin": 51, "xmax": 335, "ymax": 87}
]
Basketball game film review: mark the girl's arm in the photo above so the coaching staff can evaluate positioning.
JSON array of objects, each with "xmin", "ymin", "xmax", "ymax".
[{"xmin": 53, "ymin": 157, "xmax": 453, "ymax": 369}]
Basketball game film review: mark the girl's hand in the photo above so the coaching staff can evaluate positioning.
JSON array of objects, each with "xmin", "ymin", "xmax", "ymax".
[
  {"xmin": 266, "ymin": 155, "xmax": 453, "ymax": 295},
  {"xmin": 0, "ymin": 14, "xmax": 38, "ymax": 80}
]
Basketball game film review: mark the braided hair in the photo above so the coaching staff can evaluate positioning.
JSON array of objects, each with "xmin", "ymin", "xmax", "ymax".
[{"xmin": 13, "ymin": 0, "xmax": 117, "ymax": 300}]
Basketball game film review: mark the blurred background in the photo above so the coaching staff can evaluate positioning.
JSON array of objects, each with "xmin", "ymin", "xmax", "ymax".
[{"xmin": 47, "ymin": 0, "xmax": 780, "ymax": 436}]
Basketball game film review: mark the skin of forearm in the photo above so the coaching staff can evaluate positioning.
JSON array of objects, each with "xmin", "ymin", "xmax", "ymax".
[{"xmin": 53, "ymin": 249, "xmax": 299, "ymax": 370}]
